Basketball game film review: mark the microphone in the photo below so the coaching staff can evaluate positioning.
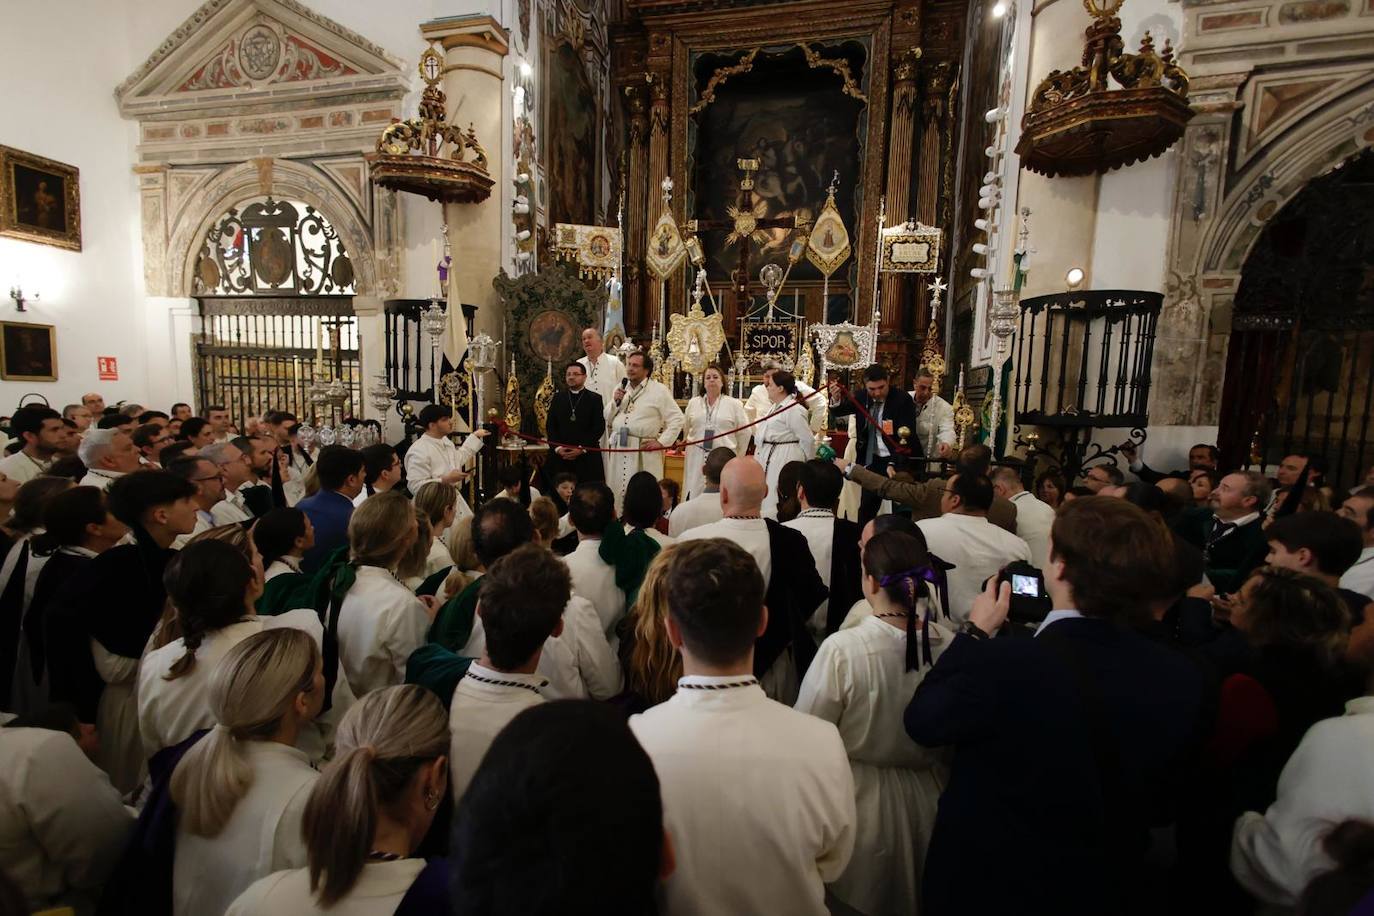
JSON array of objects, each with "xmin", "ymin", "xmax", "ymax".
[{"xmin": 620, "ymin": 377, "xmax": 628, "ymax": 390}]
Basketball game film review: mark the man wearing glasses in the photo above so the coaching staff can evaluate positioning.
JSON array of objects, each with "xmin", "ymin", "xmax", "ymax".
[
  {"xmin": 132, "ymin": 423, "xmax": 173, "ymax": 468},
  {"xmin": 166, "ymin": 456, "xmax": 229, "ymax": 547}
]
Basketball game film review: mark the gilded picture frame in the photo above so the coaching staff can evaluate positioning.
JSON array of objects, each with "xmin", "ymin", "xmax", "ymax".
[
  {"xmin": 0, "ymin": 146, "xmax": 81, "ymax": 251},
  {"xmin": 0, "ymin": 321, "xmax": 58, "ymax": 382}
]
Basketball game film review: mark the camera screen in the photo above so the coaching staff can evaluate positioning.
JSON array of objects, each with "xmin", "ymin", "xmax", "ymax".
[{"xmin": 1011, "ymin": 574, "xmax": 1041, "ymax": 597}]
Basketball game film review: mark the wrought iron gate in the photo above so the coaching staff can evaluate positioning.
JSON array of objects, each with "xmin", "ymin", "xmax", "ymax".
[
  {"xmin": 1217, "ymin": 148, "xmax": 1374, "ymax": 490},
  {"xmin": 195, "ymin": 297, "xmax": 361, "ymax": 430}
]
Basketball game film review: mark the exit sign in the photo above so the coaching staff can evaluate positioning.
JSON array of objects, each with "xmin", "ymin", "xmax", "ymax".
[{"xmin": 97, "ymin": 356, "xmax": 118, "ymax": 381}]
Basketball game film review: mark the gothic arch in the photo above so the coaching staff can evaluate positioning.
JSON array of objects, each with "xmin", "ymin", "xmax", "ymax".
[{"xmin": 169, "ymin": 158, "xmax": 380, "ymax": 298}]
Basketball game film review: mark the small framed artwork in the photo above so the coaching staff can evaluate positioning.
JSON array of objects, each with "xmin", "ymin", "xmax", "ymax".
[
  {"xmin": 0, "ymin": 146, "xmax": 81, "ymax": 251},
  {"xmin": 0, "ymin": 322, "xmax": 57, "ymax": 381}
]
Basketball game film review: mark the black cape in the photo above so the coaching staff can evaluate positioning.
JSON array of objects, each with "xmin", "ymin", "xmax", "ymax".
[{"xmin": 758, "ymin": 519, "xmax": 829, "ymax": 680}]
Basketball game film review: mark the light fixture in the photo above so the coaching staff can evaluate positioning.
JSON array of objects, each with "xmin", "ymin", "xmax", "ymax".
[
  {"xmin": 518, "ymin": 61, "xmax": 533, "ymax": 78},
  {"xmin": 983, "ymin": 171, "xmax": 998, "ymax": 183},
  {"xmin": 8, "ymin": 284, "xmax": 36, "ymax": 312},
  {"xmin": 515, "ymin": 229, "xmax": 531, "ymax": 242},
  {"xmin": 513, "ymin": 200, "xmax": 530, "ymax": 216},
  {"xmin": 1065, "ymin": 266, "xmax": 1085, "ymax": 290},
  {"xmin": 979, "ymin": 183, "xmax": 1000, "ymax": 197},
  {"xmin": 978, "ymin": 194, "xmax": 1000, "ymax": 209},
  {"xmin": 992, "ymin": 1, "xmax": 1008, "ymax": 17},
  {"xmin": 974, "ymin": 217, "xmax": 996, "ymax": 233},
  {"xmin": 972, "ymin": 242, "xmax": 994, "ymax": 255},
  {"xmin": 970, "ymin": 267, "xmax": 991, "ymax": 279},
  {"xmin": 514, "ymin": 172, "xmax": 530, "ymax": 186},
  {"xmin": 985, "ymin": 144, "xmax": 1001, "ymax": 158},
  {"xmin": 984, "ymin": 106, "xmax": 1007, "ymax": 124}
]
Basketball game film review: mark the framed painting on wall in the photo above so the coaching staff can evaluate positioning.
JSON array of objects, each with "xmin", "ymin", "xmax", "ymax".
[
  {"xmin": 0, "ymin": 146, "xmax": 81, "ymax": 251},
  {"xmin": 0, "ymin": 321, "xmax": 57, "ymax": 381}
]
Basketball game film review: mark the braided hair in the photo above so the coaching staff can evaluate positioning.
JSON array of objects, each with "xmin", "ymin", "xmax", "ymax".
[{"xmin": 863, "ymin": 529, "xmax": 940, "ymax": 670}]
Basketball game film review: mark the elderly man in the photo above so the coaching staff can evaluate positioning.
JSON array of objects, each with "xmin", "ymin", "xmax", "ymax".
[
  {"xmin": 81, "ymin": 392, "xmax": 105, "ymax": 416},
  {"xmin": 166, "ymin": 455, "xmax": 226, "ymax": 547},
  {"xmin": 1338, "ymin": 486, "xmax": 1374, "ymax": 600},
  {"xmin": 199, "ymin": 441, "xmax": 254, "ymax": 525},
  {"xmin": 577, "ymin": 327, "xmax": 625, "ymax": 478},
  {"xmin": 1173, "ymin": 470, "xmax": 1272, "ymax": 595},
  {"xmin": 61, "ymin": 404, "xmax": 93, "ymax": 433},
  {"xmin": 78, "ymin": 429, "xmax": 143, "ymax": 490},
  {"xmin": 604, "ymin": 350, "xmax": 683, "ymax": 510}
]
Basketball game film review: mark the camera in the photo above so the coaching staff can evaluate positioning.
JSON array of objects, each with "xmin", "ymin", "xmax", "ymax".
[{"xmin": 997, "ymin": 561, "xmax": 1052, "ymax": 625}]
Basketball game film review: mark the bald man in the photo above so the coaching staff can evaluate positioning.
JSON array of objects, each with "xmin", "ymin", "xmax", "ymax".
[
  {"xmin": 577, "ymin": 327, "xmax": 625, "ymax": 478},
  {"xmin": 680, "ymin": 457, "xmax": 828, "ymax": 704},
  {"xmin": 82, "ymin": 392, "xmax": 106, "ymax": 415}
]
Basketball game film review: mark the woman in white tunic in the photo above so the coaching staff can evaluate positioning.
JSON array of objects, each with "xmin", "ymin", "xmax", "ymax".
[
  {"xmin": 330, "ymin": 492, "xmax": 437, "ymax": 697},
  {"xmin": 227, "ymin": 685, "xmax": 451, "ymax": 916},
  {"xmin": 139, "ymin": 533, "xmax": 350, "ymax": 763},
  {"xmin": 681, "ymin": 365, "xmax": 749, "ymax": 500},
  {"xmin": 412, "ymin": 482, "xmax": 459, "ymax": 577},
  {"xmin": 170, "ymin": 628, "xmax": 324, "ymax": 916},
  {"xmin": 795, "ymin": 528, "xmax": 952, "ymax": 916},
  {"xmin": 756, "ymin": 369, "xmax": 815, "ymax": 519}
]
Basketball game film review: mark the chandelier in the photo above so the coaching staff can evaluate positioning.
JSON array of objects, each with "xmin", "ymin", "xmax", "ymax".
[{"xmin": 1016, "ymin": 0, "xmax": 1191, "ymax": 177}]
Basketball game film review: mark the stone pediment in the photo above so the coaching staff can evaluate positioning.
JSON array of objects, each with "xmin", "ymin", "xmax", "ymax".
[{"xmin": 116, "ymin": 0, "xmax": 408, "ymax": 118}]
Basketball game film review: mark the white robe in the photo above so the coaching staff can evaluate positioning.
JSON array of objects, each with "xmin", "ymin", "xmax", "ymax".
[
  {"xmin": 784, "ymin": 509, "xmax": 836, "ymax": 637},
  {"xmin": 79, "ymin": 468, "xmax": 128, "ymax": 492},
  {"xmin": 681, "ymin": 393, "xmax": 749, "ymax": 500},
  {"xmin": 403, "ymin": 433, "xmax": 485, "ymax": 520},
  {"xmin": 0, "ymin": 727, "xmax": 132, "ymax": 913},
  {"xmin": 604, "ymin": 379, "xmax": 684, "ymax": 510},
  {"xmin": 629, "ymin": 676, "xmax": 856, "ymax": 916},
  {"xmin": 796, "ymin": 614, "xmax": 952, "ymax": 916},
  {"xmin": 745, "ymin": 380, "xmax": 826, "ymax": 447},
  {"xmin": 562, "ymin": 538, "xmax": 625, "ymax": 638},
  {"xmin": 447, "ymin": 663, "xmax": 547, "ymax": 801},
  {"xmin": 228, "ymin": 858, "xmax": 427, "ymax": 916},
  {"xmin": 0, "ymin": 450, "xmax": 51, "ymax": 484},
  {"xmin": 336, "ymin": 566, "xmax": 430, "ymax": 697},
  {"xmin": 755, "ymin": 400, "xmax": 815, "ymax": 519},
  {"xmin": 916, "ymin": 513, "xmax": 1032, "ymax": 623},
  {"xmin": 668, "ymin": 490, "xmax": 722, "ymax": 537},
  {"xmin": 1009, "ymin": 489, "xmax": 1057, "ymax": 570},
  {"xmin": 93, "ymin": 641, "xmax": 144, "ymax": 794},
  {"xmin": 910, "ymin": 393, "xmax": 956, "ymax": 466},
  {"xmin": 211, "ymin": 488, "xmax": 254, "ymax": 526},
  {"xmin": 579, "ymin": 351, "xmax": 626, "ymax": 479},
  {"xmin": 173, "ymin": 741, "xmax": 317, "ymax": 916}
]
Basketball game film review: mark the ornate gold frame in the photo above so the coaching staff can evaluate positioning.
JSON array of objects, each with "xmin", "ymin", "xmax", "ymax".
[
  {"xmin": 666, "ymin": 299, "xmax": 726, "ymax": 374},
  {"xmin": 0, "ymin": 146, "xmax": 81, "ymax": 252}
]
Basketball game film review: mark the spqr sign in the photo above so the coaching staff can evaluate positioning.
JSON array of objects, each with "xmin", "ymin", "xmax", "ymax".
[{"xmin": 741, "ymin": 322, "xmax": 796, "ymax": 362}]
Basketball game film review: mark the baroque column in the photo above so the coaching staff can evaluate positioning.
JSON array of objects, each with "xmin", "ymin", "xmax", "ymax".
[
  {"xmin": 624, "ymin": 81, "xmax": 650, "ymax": 335},
  {"xmin": 879, "ymin": 47, "xmax": 921, "ymax": 334},
  {"xmin": 421, "ymin": 16, "xmax": 509, "ymax": 399},
  {"xmin": 644, "ymin": 71, "xmax": 670, "ymax": 338}
]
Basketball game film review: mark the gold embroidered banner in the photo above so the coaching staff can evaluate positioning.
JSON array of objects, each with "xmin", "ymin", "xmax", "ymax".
[{"xmin": 553, "ymin": 223, "xmax": 622, "ymax": 279}]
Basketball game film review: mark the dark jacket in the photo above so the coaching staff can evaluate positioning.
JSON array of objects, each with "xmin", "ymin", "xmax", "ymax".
[
  {"xmin": 298, "ymin": 489, "xmax": 355, "ymax": 573},
  {"xmin": 825, "ymin": 517, "xmax": 863, "ymax": 634},
  {"xmin": 830, "ymin": 386, "xmax": 921, "ymax": 468},
  {"xmin": 543, "ymin": 388, "xmax": 605, "ymax": 485},
  {"xmin": 1171, "ymin": 508, "xmax": 1267, "ymax": 595},
  {"xmin": 905, "ymin": 616, "xmax": 1206, "ymax": 916},
  {"xmin": 846, "ymin": 464, "xmax": 1019, "ymax": 534},
  {"xmin": 758, "ymin": 519, "xmax": 828, "ymax": 680}
]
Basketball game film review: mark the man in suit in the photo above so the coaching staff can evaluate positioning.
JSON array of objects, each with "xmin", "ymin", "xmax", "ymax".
[
  {"xmin": 543, "ymin": 360, "xmax": 605, "ymax": 486},
  {"xmin": 828, "ymin": 363, "xmax": 920, "ymax": 527},
  {"xmin": 1173, "ymin": 470, "xmax": 1272, "ymax": 595},
  {"xmin": 905, "ymin": 497, "xmax": 1206, "ymax": 916},
  {"xmin": 297, "ymin": 445, "xmax": 366, "ymax": 572},
  {"xmin": 1119, "ymin": 441, "xmax": 1218, "ymax": 484}
]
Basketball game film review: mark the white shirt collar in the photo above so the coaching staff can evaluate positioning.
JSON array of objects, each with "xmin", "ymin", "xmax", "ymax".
[
  {"xmin": 1217, "ymin": 511, "xmax": 1260, "ymax": 529},
  {"xmin": 1034, "ymin": 609, "xmax": 1085, "ymax": 636},
  {"xmin": 466, "ymin": 661, "xmax": 549, "ymax": 692}
]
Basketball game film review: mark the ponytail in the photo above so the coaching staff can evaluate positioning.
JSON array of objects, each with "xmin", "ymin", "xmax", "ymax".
[
  {"xmin": 863, "ymin": 530, "xmax": 942, "ymax": 670},
  {"xmin": 162, "ymin": 540, "xmax": 256, "ymax": 680},
  {"xmin": 302, "ymin": 685, "xmax": 448, "ymax": 906},
  {"xmin": 170, "ymin": 628, "xmax": 318, "ymax": 836}
]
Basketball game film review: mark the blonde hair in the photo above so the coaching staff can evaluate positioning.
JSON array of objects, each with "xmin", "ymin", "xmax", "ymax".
[
  {"xmin": 348, "ymin": 491, "xmax": 414, "ymax": 568},
  {"xmin": 413, "ymin": 481, "xmax": 457, "ymax": 529},
  {"xmin": 626, "ymin": 545, "xmax": 682, "ymax": 706},
  {"xmin": 529, "ymin": 496, "xmax": 560, "ymax": 545},
  {"xmin": 301, "ymin": 462, "xmax": 320, "ymax": 498},
  {"xmin": 395, "ymin": 508, "xmax": 432, "ymax": 581},
  {"xmin": 169, "ymin": 628, "xmax": 319, "ymax": 837},
  {"xmin": 446, "ymin": 513, "xmax": 479, "ymax": 571},
  {"xmin": 302, "ymin": 685, "xmax": 449, "ymax": 906}
]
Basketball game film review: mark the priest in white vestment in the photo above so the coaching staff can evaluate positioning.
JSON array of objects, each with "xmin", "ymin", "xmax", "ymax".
[
  {"xmin": 629, "ymin": 537, "xmax": 855, "ymax": 916},
  {"xmin": 603, "ymin": 351, "xmax": 684, "ymax": 511},
  {"xmin": 403, "ymin": 404, "xmax": 488, "ymax": 521},
  {"xmin": 578, "ymin": 327, "xmax": 626, "ymax": 479}
]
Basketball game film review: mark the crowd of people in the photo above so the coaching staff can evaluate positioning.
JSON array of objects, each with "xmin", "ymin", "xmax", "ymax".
[{"xmin": 2, "ymin": 350, "xmax": 1374, "ymax": 916}]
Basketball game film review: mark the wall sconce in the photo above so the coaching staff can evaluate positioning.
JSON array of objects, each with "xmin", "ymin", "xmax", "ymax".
[
  {"xmin": 1065, "ymin": 267, "xmax": 1085, "ymax": 290},
  {"xmin": 992, "ymin": 1, "xmax": 1008, "ymax": 16},
  {"xmin": 518, "ymin": 61, "xmax": 533, "ymax": 78},
  {"xmin": 9, "ymin": 284, "xmax": 36, "ymax": 312}
]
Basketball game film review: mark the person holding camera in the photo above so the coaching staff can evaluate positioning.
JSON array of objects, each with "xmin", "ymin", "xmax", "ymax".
[{"xmin": 904, "ymin": 497, "xmax": 1207, "ymax": 916}]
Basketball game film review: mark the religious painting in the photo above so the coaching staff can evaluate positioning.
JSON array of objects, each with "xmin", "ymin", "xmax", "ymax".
[
  {"xmin": 527, "ymin": 308, "xmax": 581, "ymax": 364},
  {"xmin": 0, "ymin": 321, "xmax": 57, "ymax": 382},
  {"xmin": 689, "ymin": 42, "xmax": 867, "ymax": 285},
  {"xmin": 0, "ymin": 146, "xmax": 81, "ymax": 251},
  {"xmin": 543, "ymin": 33, "xmax": 599, "ymax": 228}
]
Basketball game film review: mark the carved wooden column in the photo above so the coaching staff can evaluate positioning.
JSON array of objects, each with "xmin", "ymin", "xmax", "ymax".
[
  {"xmin": 624, "ymin": 81, "xmax": 650, "ymax": 335},
  {"xmin": 879, "ymin": 47, "xmax": 921, "ymax": 333},
  {"xmin": 644, "ymin": 71, "xmax": 671, "ymax": 337},
  {"xmin": 911, "ymin": 59, "xmax": 952, "ymax": 375}
]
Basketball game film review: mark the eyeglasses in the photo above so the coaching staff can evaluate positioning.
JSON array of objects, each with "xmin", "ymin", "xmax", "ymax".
[{"xmin": 191, "ymin": 473, "xmax": 223, "ymax": 483}]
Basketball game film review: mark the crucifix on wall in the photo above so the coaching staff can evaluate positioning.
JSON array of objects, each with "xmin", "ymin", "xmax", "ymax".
[{"xmin": 688, "ymin": 158, "xmax": 806, "ymax": 334}]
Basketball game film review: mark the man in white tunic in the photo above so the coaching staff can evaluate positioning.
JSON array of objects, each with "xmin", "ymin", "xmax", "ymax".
[
  {"xmin": 992, "ymin": 466, "xmax": 1057, "ymax": 570},
  {"xmin": 668, "ymin": 446, "xmax": 732, "ymax": 537},
  {"xmin": 77, "ymin": 428, "xmax": 142, "ymax": 492},
  {"xmin": 745, "ymin": 362, "xmax": 826, "ymax": 449},
  {"xmin": 629, "ymin": 537, "xmax": 855, "ymax": 916},
  {"xmin": 577, "ymin": 327, "xmax": 626, "ymax": 478},
  {"xmin": 404, "ymin": 404, "xmax": 488, "ymax": 521},
  {"xmin": 604, "ymin": 350, "xmax": 683, "ymax": 510},
  {"xmin": 562, "ymin": 482, "xmax": 625, "ymax": 637},
  {"xmin": 448, "ymin": 544, "xmax": 567, "ymax": 800},
  {"xmin": 0, "ymin": 405, "xmax": 64, "ymax": 484},
  {"xmin": 918, "ymin": 472, "xmax": 1031, "ymax": 623},
  {"xmin": 910, "ymin": 370, "xmax": 956, "ymax": 474}
]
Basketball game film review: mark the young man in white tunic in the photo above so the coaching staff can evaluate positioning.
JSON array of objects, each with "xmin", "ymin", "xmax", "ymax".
[
  {"xmin": 0, "ymin": 405, "xmax": 64, "ymax": 484},
  {"xmin": 629, "ymin": 538, "xmax": 855, "ymax": 916},
  {"xmin": 403, "ymin": 404, "xmax": 489, "ymax": 521},
  {"xmin": 562, "ymin": 481, "xmax": 625, "ymax": 637},
  {"xmin": 992, "ymin": 465, "xmax": 1057, "ymax": 570},
  {"xmin": 77, "ymin": 428, "xmax": 142, "ymax": 491},
  {"xmin": 917, "ymin": 472, "xmax": 1030, "ymax": 623},
  {"xmin": 668, "ymin": 446, "xmax": 733, "ymax": 537},
  {"xmin": 796, "ymin": 528, "xmax": 953, "ymax": 916},
  {"xmin": 448, "ymin": 544, "xmax": 567, "ymax": 800},
  {"xmin": 604, "ymin": 350, "xmax": 684, "ymax": 511},
  {"xmin": 577, "ymin": 327, "xmax": 626, "ymax": 479}
]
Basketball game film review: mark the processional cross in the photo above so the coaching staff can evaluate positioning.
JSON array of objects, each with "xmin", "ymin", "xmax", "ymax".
[{"xmin": 688, "ymin": 158, "xmax": 802, "ymax": 335}]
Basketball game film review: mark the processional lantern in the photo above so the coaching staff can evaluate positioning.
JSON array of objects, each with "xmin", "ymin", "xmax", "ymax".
[{"xmin": 1016, "ymin": 0, "xmax": 1192, "ymax": 177}]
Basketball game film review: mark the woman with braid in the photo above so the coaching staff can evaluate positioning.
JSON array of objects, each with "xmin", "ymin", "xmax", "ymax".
[
  {"xmin": 795, "ymin": 529, "xmax": 953, "ymax": 916},
  {"xmin": 227, "ymin": 685, "xmax": 452, "ymax": 914}
]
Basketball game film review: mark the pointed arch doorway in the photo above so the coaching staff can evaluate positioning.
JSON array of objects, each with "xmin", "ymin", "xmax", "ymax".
[{"xmin": 1217, "ymin": 148, "xmax": 1374, "ymax": 488}]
